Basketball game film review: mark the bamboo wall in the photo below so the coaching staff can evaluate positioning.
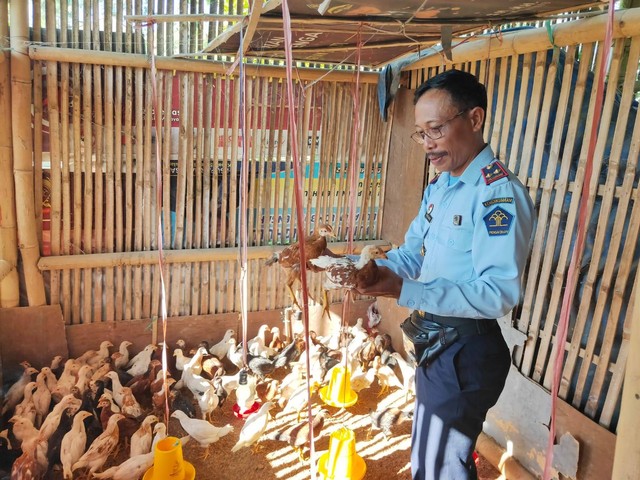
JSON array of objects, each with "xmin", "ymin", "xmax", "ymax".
[
  {"xmin": 0, "ymin": 1, "xmax": 390, "ymax": 319},
  {"xmin": 404, "ymin": 30, "xmax": 640, "ymax": 431}
]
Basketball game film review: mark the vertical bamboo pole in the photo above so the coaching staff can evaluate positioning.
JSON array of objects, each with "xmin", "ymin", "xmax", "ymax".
[
  {"xmin": 191, "ymin": 72, "xmax": 204, "ymax": 315},
  {"xmin": 71, "ymin": 0, "xmax": 82, "ymax": 323},
  {"xmin": 273, "ymin": 80, "xmax": 286, "ymax": 245},
  {"xmin": 143, "ymin": 62, "xmax": 153, "ymax": 319},
  {"xmin": 229, "ymin": 77, "xmax": 241, "ymax": 311},
  {"xmin": 33, "ymin": 1, "xmax": 43, "ymax": 249},
  {"xmin": 0, "ymin": 0, "xmax": 19, "ymax": 307},
  {"xmin": 255, "ymin": 77, "xmax": 269, "ymax": 247},
  {"xmin": 92, "ymin": 0, "xmax": 104, "ymax": 323},
  {"xmin": 133, "ymin": 64, "xmax": 144, "ymax": 320},
  {"xmin": 123, "ymin": 0, "xmax": 134, "ymax": 320},
  {"xmin": 104, "ymin": 0, "xmax": 115, "ymax": 322},
  {"xmin": 45, "ymin": 1, "xmax": 62, "ymax": 309},
  {"xmin": 200, "ymin": 73, "xmax": 213, "ymax": 314},
  {"xmin": 10, "ymin": 0, "xmax": 46, "ymax": 305},
  {"xmin": 114, "ymin": 0, "xmax": 125, "ymax": 322}
]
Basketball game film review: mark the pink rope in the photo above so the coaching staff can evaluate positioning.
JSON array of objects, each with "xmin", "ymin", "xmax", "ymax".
[
  {"xmin": 542, "ymin": 2, "xmax": 615, "ymax": 477},
  {"xmin": 143, "ymin": 20, "xmax": 172, "ymax": 430},
  {"xmin": 281, "ymin": 1, "xmax": 317, "ymax": 475}
]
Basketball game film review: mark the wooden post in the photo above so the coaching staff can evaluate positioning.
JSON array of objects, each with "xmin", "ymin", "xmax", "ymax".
[
  {"xmin": 10, "ymin": 0, "xmax": 46, "ymax": 305},
  {"xmin": 611, "ymin": 266, "xmax": 640, "ymax": 478},
  {"xmin": 0, "ymin": 0, "xmax": 19, "ymax": 307}
]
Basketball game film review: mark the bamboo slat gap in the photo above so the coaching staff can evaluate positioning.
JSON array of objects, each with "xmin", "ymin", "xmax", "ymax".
[
  {"xmin": 132, "ymin": 66, "xmax": 145, "ymax": 320},
  {"xmin": 33, "ymin": 3, "xmax": 43, "ymax": 252},
  {"xmin": 162, "ymin": 72, "xmax": 173, "ymax": 249},
  {"xmin": 228, "ymin": 76, "xmax": 241, "ymax": 249},
  {"xmin": 210, "ymin": 75, "xmax": 222, "ymax": 250},
  {"xmin": 517, "ymin": 42, "xmax": 596, "ymax": 375},
  {"xmin": 358, "ymin": 86, "xmax": 376, "ymax": 239},
  {"xmin": 219, "ymin": 76, "xmax": 230, "ymax": 247},
  {"xmin": 191, "ymin": 72, "xmax": 205, "ymax": 316},
  {"xmin": 82, "ymin": 55, "xmax": 94, "ymax": 323},
  {"xmin": 317, "ymin": 82, "xmax": 336, "ymax": 230},
  {"xmin": 299, "ymin": 82, "xmax": 313, "ymax": 235},
  {"xmin": 505, "ymin": 53, "xmax": 532, "ymax": 172},
  {"xmin": 566, "ymin": 38, "xmax": 633, "ymax": 403},
  {"xmin": 498, "ymin": 55, "xmax": 520, "ymax": 160},
  {"xmin": 273, "ymin": 80, "xmax": 286, "ymax": 245},
  {"xmin": 305, "ymin": 83, "xmax": 320, "ymax": 236},
  {"xmin": 255, "ymin": 76, "xmax": 269, "ymax": 246},
  {"xmin": 246, "ymin": 77, "xmax": 256, "ymax": 246},
  {"xmin": 530, "ymin": 42, "xmax": 607, "ymax": 387}
]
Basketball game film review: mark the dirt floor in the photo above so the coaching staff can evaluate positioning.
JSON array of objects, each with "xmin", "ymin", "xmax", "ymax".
[{"xmin": 169, "ymin": 379, "xmax": 501, "ymax": 480}]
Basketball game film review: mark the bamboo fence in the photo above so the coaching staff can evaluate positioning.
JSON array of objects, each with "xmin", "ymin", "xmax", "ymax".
[
  {"xmin": 2, "ymin": 0, "xmax": 639, "ymax": 436},
  {"xmin": 403, "ymin": 15, "xmax": 640, "ymax": 431}
]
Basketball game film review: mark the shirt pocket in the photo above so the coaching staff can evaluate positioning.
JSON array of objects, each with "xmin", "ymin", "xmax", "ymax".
[{"xmin": 442, "ymin": 225, "xmax": 473, "ymax": 253}]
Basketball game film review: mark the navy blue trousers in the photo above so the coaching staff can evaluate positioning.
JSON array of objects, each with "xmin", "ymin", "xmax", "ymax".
[{"xmin": 411, "ymin": 328, "xmax": 510, "ymax": 480}]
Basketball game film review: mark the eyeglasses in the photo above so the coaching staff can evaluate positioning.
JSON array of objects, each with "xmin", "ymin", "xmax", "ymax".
[{"xmin": 411, "ymin": 109, "xmax": 468, "ymax": 144}]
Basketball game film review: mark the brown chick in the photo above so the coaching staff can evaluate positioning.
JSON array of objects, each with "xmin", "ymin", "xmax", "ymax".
[
  {"xmin": 255, "ymin": 378, "xmax": 280, "ymax": 403},
  {"xmin": 269, "ymin": 409, "xmax": 329, "ymax": 461},
  {"xmin": 264, "ymin": 223, "xmax": 334, "ymax": 308},
  {"xmin": 368, "ymin": 407, "xmax": 413, "ymax": 439}
]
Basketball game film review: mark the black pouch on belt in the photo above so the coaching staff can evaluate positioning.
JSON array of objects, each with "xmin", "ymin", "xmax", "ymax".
[{"xmin": 400, "ymin": 314, "xmax": 460, "ymax": 368}]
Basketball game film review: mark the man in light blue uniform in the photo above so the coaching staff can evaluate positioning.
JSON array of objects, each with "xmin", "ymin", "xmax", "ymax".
[{"xmin": 356, "ymin": 69, "xmax": 535, "ymax": 479}]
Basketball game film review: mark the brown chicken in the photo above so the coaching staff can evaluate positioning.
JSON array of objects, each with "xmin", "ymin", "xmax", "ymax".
[
  {"xmin": 269, "ymin": 409, "xmax": 329, "ymax": 460},
  {"xmin": 264, "ymin": 223, "xmax": 334, "ymax": 308},
  {"xmin": 310, "ymin": 244, "xmax": 388, "ymax": 291}
]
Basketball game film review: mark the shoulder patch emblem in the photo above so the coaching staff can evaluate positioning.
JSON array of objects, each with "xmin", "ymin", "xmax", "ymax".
[
  {"xmin": 483, "ymin": 207, "xmax": 513, "ymax": 236},
  {"xmin": 481, "ymin": 161, "xmax": 508, "ymax": 185},
  {"xmin": 482, "ymin": 197, "xmax": 514, "ymax": 207},
  {"xmin": 429, "ymin": 173, "xmax": 441, "ymax": 185}
]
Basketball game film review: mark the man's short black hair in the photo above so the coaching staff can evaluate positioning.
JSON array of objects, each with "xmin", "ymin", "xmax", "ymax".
[{"xmin": 413, "ymin": 69, "xmax": 487, "ymax": 114}]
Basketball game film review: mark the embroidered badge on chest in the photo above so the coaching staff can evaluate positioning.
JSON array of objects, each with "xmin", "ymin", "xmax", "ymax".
[
  {"xmin": 483, "ymin": 207, "xmax": 513, "ymax": 236},
  {"xmin": 481, "ymin": 162, "xmax": 508, "ymax": 185}
]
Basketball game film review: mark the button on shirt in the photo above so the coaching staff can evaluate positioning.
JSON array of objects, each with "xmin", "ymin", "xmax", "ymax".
[{"xmin": 379, "ymin": 145, "xmax": 535, "ymax": 319}]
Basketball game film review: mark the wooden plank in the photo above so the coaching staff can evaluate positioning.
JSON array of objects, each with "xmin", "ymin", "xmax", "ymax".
[
  {"xmin": 380, "ymin": 87, "xmax": 425, "ymax": 246},
  {"xmin": 611, "ymin": 263, "xmax": 640, "ymax": 479},
  {"xmin": 0, "ymin": 305, "xmax": 68, "ymax": 376}
]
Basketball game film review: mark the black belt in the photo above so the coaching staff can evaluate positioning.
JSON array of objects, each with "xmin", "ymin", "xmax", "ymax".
[{"xmin": 411, "ymin": 310, "xmax": 499, "ymax": 337}]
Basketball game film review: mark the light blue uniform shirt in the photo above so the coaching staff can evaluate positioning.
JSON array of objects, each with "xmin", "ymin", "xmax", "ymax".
[{"xmin": 379, "ymin": 145, "xmax": 535, "ymax": 319}]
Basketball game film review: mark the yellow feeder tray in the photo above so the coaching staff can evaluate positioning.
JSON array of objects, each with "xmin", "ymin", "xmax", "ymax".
[
  {"xmin": 319, "ymin": 365, "xmax": 358, "ymax": 408},
  {"xmin": 143, "ymin": 436, "xmax": 195, "ymax": 480},
  {"xmin": 317, "ymin": 427, "xmax": 366, "ymax": 480}
]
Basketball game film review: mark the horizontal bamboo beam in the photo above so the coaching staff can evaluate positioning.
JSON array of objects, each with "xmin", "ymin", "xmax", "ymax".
[
  {"xmin": 28, "ymin": 45, "xmax": 379, "ymax": 83},
  {"xmin": 125, "ymin": 14, "xmax": 244, "ymax": 23},
  {"xmin": 37, "ymin": 240, "xmax": 390, "ymax": 270},
  {"xmin": 404, "ymin": 7, "xmax": 640, "ymax": 70}
]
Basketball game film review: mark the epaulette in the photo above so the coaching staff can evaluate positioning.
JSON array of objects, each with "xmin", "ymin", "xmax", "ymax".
[{"xmin": 481, "ymin": 160, "xmax": 509, "ymax": 185}]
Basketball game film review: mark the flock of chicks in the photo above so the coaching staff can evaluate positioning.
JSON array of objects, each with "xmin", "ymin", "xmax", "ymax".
[
  {"xmin": 1, "ymin": 307, "xmax": 417, "ymax": 480},
  {"xmin": 1, "ymin": 225, "xmax": 409, "ymax": 479}
]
